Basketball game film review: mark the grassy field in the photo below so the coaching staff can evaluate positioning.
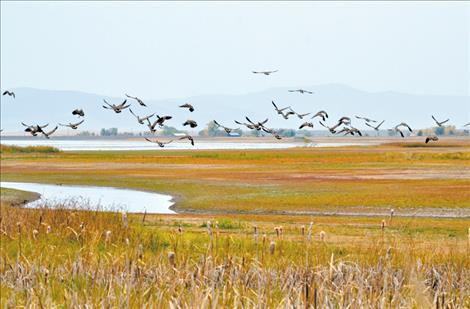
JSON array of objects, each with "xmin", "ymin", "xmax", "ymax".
[
  {"xmin": 1, "ymin": 141, "xmax": 469, "ymax": 215},
  {"xmin": 1, "ymin": 141, "xmax": 469, "ymax": 307}
]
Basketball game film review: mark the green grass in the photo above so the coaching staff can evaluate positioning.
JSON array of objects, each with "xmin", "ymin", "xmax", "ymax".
[{"xmin": 0, "ymin": 144, "xmax": 60, "ymax": 153}]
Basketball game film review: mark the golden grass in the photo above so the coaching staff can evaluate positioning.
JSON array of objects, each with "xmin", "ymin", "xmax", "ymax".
[{"xmin": 0, "ymin": 144, "xmax": 60, "ymax": 153}]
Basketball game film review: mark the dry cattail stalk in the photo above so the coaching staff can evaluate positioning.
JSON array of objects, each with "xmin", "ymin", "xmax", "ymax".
[
  {"xmin": 17, "ymin": 222, "xmax": 21, "ymax": 234},
  {"xmin": 121, "ymin": 212, "xmax": 128, "ymax": 229},
  {"xmin": 168, "ymin": 251, "xmax": 176, "ymax": 266},
  {"xmin": 253, "ymin": 225, "xmax": 258, "ymax": 241},
  {"xmin": 307, "ymin": 222, "xmax": 313, "ymax": 241},
  {"xmin": 269, "ymin": 241, "xmax": 276, "ymax": 255},
  {"xmin": 262, "ymin": 233, "xmax": 267, "ymax": 246},
  {"xmin": 320, "ymin": 231, "xmax": 326, "ymax": 242},
  {"xmin": 300, "ymin": 225, "xmax": 305, "ymax": 236},
  {"xmin": 381, "ymin": 220, "xmax": 386, "ymax": 231},
  {"xmin": 279, "ymin": 226, "xmax": 283, "ymax": 238},
  {"xmin": 206, "ymin": 221, "xmax": 212, "ymax": 236},
  {"xmin": 274, "ymin": 227, "xmax": 280, "ymax": 238},
  {"xmin": 32, "ymin": 229, "xmax": 39, "ymax": 240},
  {"xmin": 105, "ymin": 230, "xmax": 112, "ymax": 242},
  {"xmin": 177, "ymin": 225, "xmax": 183, "ymax": 234}
]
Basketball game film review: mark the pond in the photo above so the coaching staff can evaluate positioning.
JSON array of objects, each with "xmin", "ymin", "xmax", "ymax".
[{"xmin": 0, "ymin": 181, "xmax": 175, "ymax": 214}]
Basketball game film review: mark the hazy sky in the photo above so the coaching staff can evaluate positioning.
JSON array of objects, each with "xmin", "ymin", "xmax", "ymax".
[{"xmin": 1, "ymin": 1, "xmax": 468, "ymax": 99}]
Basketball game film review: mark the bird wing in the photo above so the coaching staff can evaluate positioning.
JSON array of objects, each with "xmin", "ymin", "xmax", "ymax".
[
  {"xmin": 213, "ymin": 120, "xmax": 221, "ymax": 127},
  {"xmin": 125, "ymin": 94, "xmax": 135, "ymax": 100},
  {"xmin": 441, "ymin": 119, "xmax": 450, "ymax": 125},
  {"xmin": 21, "ymin": 122, "xmax": 31, "ymax": 127},
  {"xmin": 431, "ymin": 115, "xmax": 438, "ymax": 124},
  {"xmin": 72, "ymin": 120, "xmax": 85, "ymax": 126},
  {"xmin": 45, "ymin": 126, "xmax": 58, "ymax": 135},
  {"xmin": 272, "ymin": 101, "xmax": 279, "ymax": 110},
  {"xmin": 129, "ymin": 108, "xmax": 138, "ymax": 118},
  {"xmin": 141, "ymin": 113, "xmax": 155, "ymax": 121},
  {"xmin": 245, "ymin": 117, "xmax": 255, "ymax": 124},
  {"xmin": 376, "ymin": 120, "xmax": 385, "ymax": 129},
  {"xmin": 116, "ymin": 100, "xmax": 128, "ymax": 108},
  {"xmin": 260, "ymin": 118, "xmax": 269, "ymax": 125},
  {"xmin": 365, "ymin": 122, "xmax": 374, "ymax": 129},
  {"xmin": 145, "ymin": 137, "xmax": 157, "ymax": 143}
]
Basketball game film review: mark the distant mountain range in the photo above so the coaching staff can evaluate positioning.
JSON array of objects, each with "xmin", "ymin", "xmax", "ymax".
[{"xmin": 1, "ymin": 84, "xmax": 468, "ymax": 134}]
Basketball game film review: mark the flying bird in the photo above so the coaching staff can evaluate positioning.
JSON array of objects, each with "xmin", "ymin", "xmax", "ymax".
[
  {"xmin": 395, "ymin": 122, "xmax": 413, "ymax": 132},
  {"xmin": 72, "ymin": 109, "xmax": 85, "ymax": 117},
  {"xmin": 103, "ymin": 99, "xmax": 131, "ymax": 113},
  {"xmin": 179, "ymin": 103, "xmax": 195, "ymax": 112},
  {"xmin": 288, "ymin": 89, "xmax": 314, "ymax": 94},
  {"xmin": 59, "ymin": 119, "xmax": 84, "ymax": 129},
  {"xmin": 252, "ymin": 70, "xmax": 278, "ymax": 75},
  {"xmin": 425, "ymin": 135, "xmax": 439, "ymax": 144},
  {"xmin": 431, "ymin": 115, "xmax": 450, "ymax": 127},
  {"xmin": 2, "ymin": 90, "xmax": 15, "ymax": 98},
  {"xmin": 262, "ymin": 127, "xmax": 282, "ymax": 140},
  {"xmin": 183, "ymin": 120, "xmax": 198, "ymax": 128},
  {"xmin": 281, "ymin": 110, "xmax": 296, "ymax": 120},
  {"xmin": 213, "ymin": 120, "xmax": 237, "ymax": 134},
  {"xmin": 235, "ymin": 120, "xmax": 256, "ymax": 130},
  {"xmin": 272, "ymin": 101, "xmax": 291, "ymax": 115},
  {"xmin": 299, "ymin": 122, "xmax": 314, "ymax": 130},
  {"xmin": 311, "ymin": 111, "xmax": 329, "ymax": 122},
  {"xmin": 296, "ymin": 112, "xmax": 311, "ymax": 119},
  {"xmin": 364, "ymin": 120, "xmax": 384, "ymax": 131},
  {"xmin": 355, "ymin": 116, "xmax": 377, "ymax": 123},
  {"xmin": 245, "ymin": 117, "xmax": 269, "ymax": 130},
  {"xmin": 42, "ymin": 126, "xmax": 58, "ymax": 139},
  {"xmin": 147, "ymin": 115, "xmax": 172, "ymax": 132},
  {"xmin": 319, "ymin": 121, "xmax": 337, "ymax": 134},
  {"xmin": 144, "ymin": 137, "xmax": 173, "ymax": 148},
  {"xmin": 125, "ymin": 94, "xmax": 146, "ymax": 107},
  {"xmin": 129, "ymin": 109, "xmax": 155, "ymax": 125},
  {"xmin": 179, "ymin": 135, "xmax": 195, "ymax": 146},
  {"xmin": 22, "ymin": 123, "xmax": 48, "ymax": 136}
]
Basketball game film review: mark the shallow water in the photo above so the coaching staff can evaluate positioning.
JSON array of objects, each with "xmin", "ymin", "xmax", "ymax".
[
  {"xmin": 0, "ymin": 139, "xmax": 370, "ymax": 151},
  {"xmin": 0, "ymin": 181, "xmax": 175, "ymax": 214}
]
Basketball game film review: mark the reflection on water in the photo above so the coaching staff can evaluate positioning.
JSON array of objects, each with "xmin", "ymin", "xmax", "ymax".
[
  {"xmin": 0, "ymin": 139, "xmax": 371, "ymax": 151},
  {"xmin": 0, "ymin": 182, "xmax": 175, "ymax": 214}
]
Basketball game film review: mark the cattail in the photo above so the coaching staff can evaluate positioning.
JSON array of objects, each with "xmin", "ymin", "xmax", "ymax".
[
  {"xmin": 168, "ymin": 251, "xmax": 176, "ymax": 266},
  {"xmin": 279, "ymin": 226, "xmax": 283, "ymax": 238},
  {"xmin": 121, "ymin": 212, "xmax": 128, "ymax": 229},
  {"xmin": 105, "ymin": 230, "xmax": 112, "ymax": 242},
  {"xmin": 177, "ymin": 225, "xmax": 183, "ymax": 234},
  {"xmin": 32, "ymin": 229, "xmax": 39, "ymax": 240},
  {"xmin": 46, "ymin": 225, "xmax": 52, "ymax": 234},
  {"xmin": 17, "ymin": 222, "xmax": 21, "ymax": 234},
  {"xmin": 274, "ymin": 227, "xmax": 280, "ymax": 237},
  {"xmin": 206, "ymin": 221, "xmax": 212, "ymax": 236},
  {"xmin": 307, "ymin": 222, "xmax": 314, "ymax": 241},
  {"xmin": 137, "ymin": 244, "xmax": 144, "ymax": 260},
  {"xmin": 43, "ymin": 268, "xmax": 49, "ymax": 284},
  {"xmin": 300, "ymin": 225, "xmax": 305, "ymax": 236},
  {"xmin": 320, "ymin": 230, "xmax": 326, "ymax": 242},
  {"xmin": 253, "ymin": 225, "xmax": 258, "ymax": 241},
  {"xmin": 262, "ymin": 233, "xmax": 267, "ymax": 245},
  {"xmin": 381, "ymin": 220, "xmax": 386, "ymax": 231},
  {"xmin": 269, "ymin": 241, "xmax": 276, "ymax": 255}
]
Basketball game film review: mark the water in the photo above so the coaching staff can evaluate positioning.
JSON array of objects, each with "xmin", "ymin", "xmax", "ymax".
[
  {"xmin": 0, "ymin": 181, "xmax": 175, "ymax": 214},
  {"xmin": 0, "ymin": 139, "xmax": 371, "ymax": 151}
]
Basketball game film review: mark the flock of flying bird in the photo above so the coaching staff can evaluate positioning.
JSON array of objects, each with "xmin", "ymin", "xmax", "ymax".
[{"xmin": 2, "ymin": 71, "xmax": 470, "ymax": 146}]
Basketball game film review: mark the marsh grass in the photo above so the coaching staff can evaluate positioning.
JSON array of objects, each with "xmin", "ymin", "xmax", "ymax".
[
  {"xmin": 1, "ymin": 203, "xmax": 469, "ymax": 308},
  {"xmin": 0, "ymin": 144, "xmax": 60, "ymax": 154}
]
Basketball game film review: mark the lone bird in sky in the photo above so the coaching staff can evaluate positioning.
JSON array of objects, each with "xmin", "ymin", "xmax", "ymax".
[
  {"xmin": 299, "ymin": 122, "xmax": 314, "ymax": 129},
  {"xmin": 72, "ymin": 109, "xmax": 85, "ymax": 117},
  {"xmin": 2, "ymin": 90, "xmax": 15, "ymax": 98},
  {"xmin": 431, "ymin": 115, "xmax": 450, "ymax": 127},
  {"xmin": 288, "ymin": 89, "xmax": 313, "ymax": 94},
  {"xmin": 179, "ymin": 103, "xmax": 195, "ymax": 112},
  {"xmin": 125, "ymin": 94, "xmax": 146, "ymax": 107},
  {"xmin": 252, "ymin": 70, "xmax": 278, "ymax": 76},
  {"xmin": 59, "ymin": 120, "xmax": 84, "ymax": 130},
  {"xmin": 103, "ymin": 99, "xmax": 131, "ymax": 113}
]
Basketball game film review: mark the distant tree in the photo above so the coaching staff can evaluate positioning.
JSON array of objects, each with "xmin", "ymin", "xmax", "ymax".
[
  {"xmin": 434, "ymin": 126, "xmax": 445, "ymax": 136},
  {"xmin": 100, "ymin": 128, "xmax": 118, "ymax": 136},
  {"xmin": 417, "ymin": 130, "xmax": 423, "ymax": 136}
]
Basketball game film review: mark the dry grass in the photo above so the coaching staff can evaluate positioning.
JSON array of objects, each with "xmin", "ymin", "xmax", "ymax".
[{"xmin": 1, "ymin": 201, "xmax": 469, "ymax": 307}]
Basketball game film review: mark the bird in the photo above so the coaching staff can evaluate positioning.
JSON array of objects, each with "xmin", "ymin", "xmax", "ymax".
[
  {"xmin": 252, "ymin": 70, "xmax": 278, "ymax": 76},
  {"xmin": 389, "ymin": 127, "xmax": 405, "ymax": 138},
  {"xmin": 281, "ymin": 110, "xmax": 296, "ymax": 120},
  {"xmin": 59, "ymin": 119, "xmax": 84, "ymax": 129},
  {"xmin": 395, "ymin": 122, "xmax": 413, "ymax": 132},
  {"xmin": 339, "ymin": 127, "xmax": 362, "ymax": 136},
  {"xmin": 129, "ymin": 109, "xmax": 155, "ymax": 125},
  {"xmin": 103, "ymin": 99, "xmax": 131, "ymax": 113},
  {"xmin": 262, "ymin": 127, "xmax": 282, "ymax": 140},
  {"xmin": 144, "ymin": 137, "xmax": 173, "ymax": 148},
  {"xmin": 235, "ymin": 120, "xmax": 256, "ymax": 130},
  {"xmin": 311, "ymin": 111, "xmax": 329, "ymax": 122},
  {"xmin": 319, "ymin": 121, "xmax": 337, "ymax": 134},
  {"xmin": 179, "ymin": 135, "xmax": 195, "ymax": 146},
  {"xmin": 213, "ymin": 120, "xmax": 237, "ymax": 134},
  {"xmin": 245, "ymin": 117, "xmax": 269, "ymax": 130},
  {"xmin": 42, "ymin": 126, "xmax": 58, "ymax": 139},
  {"xmin": 296, "ymin": 112, "xmax": 311, "ymax": 119},
  {"xmin": 299, "ymin": 122, "xmax": 314, "ymax": 129},
  {"xmin": 288, "ymin": 89, "xmax": 314, "ymax": 94},
  {"xmin": 425, "ymin": 135, "xmax": 439, "ymax": 144},
  {"xmin": 2, "ymin": 90, "xmax": 15, "ymax": 98},
  {"xmin": 21, "ymin": 123, "xmax": 48, "ymax": 136},
  {"xmin": 365, "ymin": 120, "xmax": 385, "ymax": 131},
  {"xmin": 147, "ymin": 115, "xmax": 172, "ymax": 132},
  {"xmin": 464, "ymin": 122, "xmax": 470, "ymax": 127},
  {"xmin": 272, "ymin": 101, "xmax": 291, "ymax": 115},
  {"xmin": 72, "ymin": 109, "xmax": 85, "ymax": 117},
  {"xmin": 179, "ymin": 103, "xmax": 194, "ymax": 112},
  {"xmin": 125, "ymin": 94, "xmax": 146, "ymax": 107},
  {"xmin": 329, "ymin": 117, "xmax": 352, "ymax": 132},
  {"xmin": 355, "ymin": 116, "xmax": 377, "ymax": 123},
  {"xmin": 183, "ymin": 120, "xmax": 198, "ymax": 128},
  {"xmin": 431, "ymin": 115, "xmax": 450, "ymax": 127}
]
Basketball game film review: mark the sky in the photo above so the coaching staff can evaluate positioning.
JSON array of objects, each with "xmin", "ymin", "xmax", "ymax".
[{"xmin": 1, "ymin": 1, "xmax": 469, "ymax": 99}]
